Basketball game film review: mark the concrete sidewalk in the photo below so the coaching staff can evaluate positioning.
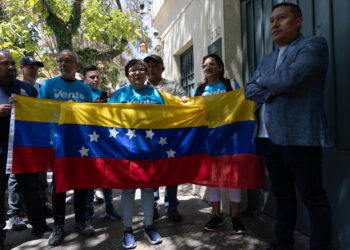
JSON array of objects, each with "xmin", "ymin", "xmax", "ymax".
[{"xmin": 3, "ymin": 184, "xmax": 308, "ymax": 249}]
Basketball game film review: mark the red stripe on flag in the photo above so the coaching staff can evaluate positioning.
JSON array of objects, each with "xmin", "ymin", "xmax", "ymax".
[
  {"xmin": 193, "ymin": 154, "xmax": 265, "ymax": 189},
  {"xmin": 12, "ymin": 146, "xmax": 55, "ymax": 173},
  {"xmin": 54, "ymin": 153, "xmax": 210, "ymax": 193}
]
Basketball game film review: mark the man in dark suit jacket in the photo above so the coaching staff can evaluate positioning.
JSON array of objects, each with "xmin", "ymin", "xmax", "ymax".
[{"xmin": 244, "ymin": 3, "xmax": 332, "ymax": 250}]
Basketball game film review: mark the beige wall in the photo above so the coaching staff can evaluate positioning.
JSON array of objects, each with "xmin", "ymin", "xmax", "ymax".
[{"xmin": 151, "ymin": 0, "xmax": 242, "ymax": 87}]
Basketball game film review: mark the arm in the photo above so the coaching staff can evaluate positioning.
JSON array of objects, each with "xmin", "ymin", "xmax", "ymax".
[
  {"xmin": 244, "ymin": 63, "xmax": 273, "ymax": 103},
  {"xmin": 174, "ymin": 83, "xmax": 186, "ymax": 98},
  {"xmin": 258, "ymin": 37, "xmax": 328, "ymax": 95}
]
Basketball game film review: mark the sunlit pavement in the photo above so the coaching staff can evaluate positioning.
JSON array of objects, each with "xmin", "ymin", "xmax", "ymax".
[{"xmin": 3, "ymin": 184, "xmax": 309, "ymax": 250}]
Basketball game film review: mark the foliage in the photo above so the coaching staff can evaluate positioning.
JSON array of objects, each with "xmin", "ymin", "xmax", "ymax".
[{"xmin": 0, "ymin": 0, "xmax": 149, "ymax": 88}]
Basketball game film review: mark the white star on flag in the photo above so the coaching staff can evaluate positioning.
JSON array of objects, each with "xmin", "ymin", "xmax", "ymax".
[
  {"xmin": 145, "ymin": 129, "xmax": 155, "ymax": 139},
  {"xmin": 88, "ymin": 131, "xmax": 100, "ymax": 142},
  {"xmin": 79, "ymin": 146, "xmax": 89, "ymax": 157},
  {"xmin": 166, "ymin": 149, "xmax": 176, "ymax": 158},
  {"xmin": 159, "ymin": 137, "xmax": 167, "ymax": 146},
  {"xmin": 109, "ymin": 128, "xmax": 119, "ymax": 138},
  {"xmin": 49, "ymin": 140, "xmax": 54, "ymax": 145},
  {"xmin": 126, "ymin": 129, "xmax": 136, "ymax": 140},
  {"xmin": 54, "ymin": 133, "xmax": 58, "ymax": 137}
]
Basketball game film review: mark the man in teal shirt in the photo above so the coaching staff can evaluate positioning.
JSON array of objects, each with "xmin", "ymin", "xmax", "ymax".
[{"xmin": 39, "ymin": 50, "xmax": 94, "ymax": 246}]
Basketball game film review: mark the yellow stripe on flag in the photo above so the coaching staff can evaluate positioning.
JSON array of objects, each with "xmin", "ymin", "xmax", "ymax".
[
  {"xmin": 14, "ymin": 95, "xmax": 63, "ymax": 123},
  {"xmin": 160, "ymin": 89, "xmax": 256, "ymax": 128},
  {"xmin": 59, "ymin": 102, "xmax": 207, "ymax": 129}
]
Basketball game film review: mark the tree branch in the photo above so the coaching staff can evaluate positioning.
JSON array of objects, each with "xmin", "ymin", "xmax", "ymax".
[
  {"xmin": 41, "ymin": 0, "xmax": 64, "ymax": 26},
  {"xmin": 115, "ymin": 0, "xmax": 122, "ymax": 11},
  {"xmin": 67, "ymin": 0, "xmax": 83, "ymax": 33}
]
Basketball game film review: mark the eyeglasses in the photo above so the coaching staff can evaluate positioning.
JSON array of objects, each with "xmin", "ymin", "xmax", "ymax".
[
  {"xmin": 202, "ymin": 62, "xmax": 217, "ymax": 69},
  {"xmin": 57, "ymin": 59, "xmax": 74, "ymax": 64},
  {"xmin": 129, "ymin": 68, "xmax": 146, "ymax": 73}
]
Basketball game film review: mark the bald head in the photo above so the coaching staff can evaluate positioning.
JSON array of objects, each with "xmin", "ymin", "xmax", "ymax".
[
  {"xmin": 57, "ymin": 50, "xmax": 80, "ymax": 81},
  {"xmin": 0, "ymin": 51, "xmax": 17, "ymax": 86}
]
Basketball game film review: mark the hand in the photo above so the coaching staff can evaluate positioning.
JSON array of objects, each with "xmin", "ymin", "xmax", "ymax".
[
  {"xmin": 0, "ymin": 104, "xmax": 12, "ymax": 117},
  {"xmin": 107, "ymin": 90, "xmax": 113, "ymax": 98},
  {"xmin": 93, "ymin": 97, "xmax": 107, "ymax": 103},
  {"xmin": 181, "ymin": 96, "xmax": 188, "ymax": 103},
  {"xmin": 9, "ymin": 96, "xmax": 17, "ymax": 104}
]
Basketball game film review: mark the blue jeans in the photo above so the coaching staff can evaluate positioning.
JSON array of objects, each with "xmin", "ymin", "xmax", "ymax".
[
  {"xmin": 7, "ymin": 174, "xmax": 23, "ymax": 216},
  {"xmin": 122, "ymin": 188, "xmax": 153, "ymax": 228},
  {"xmin": 86, "ymin": 189, "xmax": 114, "ymax": 215},
  {"xmin": 8, "ymin": 173, "xmax": 48, "ymax": 216},
  {"xmin": 0, "ymin": 142, "xmax": 47, "ymax": 234},
  {"xmin": 154, "ymin": 185, "xmax": 179, "ymax": 211}
]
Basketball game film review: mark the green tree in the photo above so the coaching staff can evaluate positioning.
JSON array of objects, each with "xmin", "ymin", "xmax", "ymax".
[{"xmin": 0, "ymin": 0, "xmax": 147, "ymax": 87}]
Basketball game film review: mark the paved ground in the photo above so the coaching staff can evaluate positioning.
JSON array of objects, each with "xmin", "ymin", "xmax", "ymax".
[{"xmin": 3, "ymin": 184, "xmax": 309, "ymax": 250}]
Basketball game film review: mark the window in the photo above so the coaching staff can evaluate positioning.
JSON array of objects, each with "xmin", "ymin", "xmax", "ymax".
[{"xmin": 180, "ymin": 46, "xmax": 195, "ymax": 97}]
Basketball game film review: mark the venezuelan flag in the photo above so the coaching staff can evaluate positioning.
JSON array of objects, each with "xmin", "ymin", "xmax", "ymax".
[
  {"xmin": 9, "ymin": 95, "xmax": 63, "ymax": 173},
  {"xmin": 163, "ymin": 89, "xmax": 265, "ymax": 189},
  {"xmin": 54, "ymin": 101, "xmax": 210, "ymax": 192}
]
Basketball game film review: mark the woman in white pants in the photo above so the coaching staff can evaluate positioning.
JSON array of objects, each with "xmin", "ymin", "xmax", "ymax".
[{"xmin": 195, "ymin": 53, "xmax": 245, "ymax": 234}]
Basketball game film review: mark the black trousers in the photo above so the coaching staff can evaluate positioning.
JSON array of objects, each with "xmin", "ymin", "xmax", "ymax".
[
  {"xmin": 258, "ymin": 139, "xmax": 332, "ymax": 250},
  {"xmin": 52, "ymin": 175, "xmax": 86, "ymax": 226},
  {"xmin": 1, "ymin": 142, "xmax": 47, "ymax": 243}
]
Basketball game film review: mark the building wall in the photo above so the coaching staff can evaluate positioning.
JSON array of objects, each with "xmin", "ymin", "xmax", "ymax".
[{"xmin": 151, "ymin": 0, "xmax": 243, "ymax": 88}]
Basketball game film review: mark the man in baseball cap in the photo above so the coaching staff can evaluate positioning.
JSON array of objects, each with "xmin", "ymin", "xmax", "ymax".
[
  {"xmin": 143, "ymin": 54, "xmax": 164, "ymax": 66},
  {"xmin": 144, "ymin": 54, "xmax": 186, "ymax": 222},
  {"xmin": 19, "ymin": 56, "xmax": 44, "ymax": 91}
]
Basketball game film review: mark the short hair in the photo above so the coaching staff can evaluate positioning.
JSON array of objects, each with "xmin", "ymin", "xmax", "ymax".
[
  {"xmin": 272, "ymin": 3, "xmax": 302, "ymax": 18},
  {"xmin": 59, "ymin": 49, "xmax": 79, "ymax": 63},
  {"xmin": 124, "ymin": 59, "xmax": 148, "ymax": 77},
  {"xmin": 82, "ymin": 65, "xmax": 99, "ymax": 77}
]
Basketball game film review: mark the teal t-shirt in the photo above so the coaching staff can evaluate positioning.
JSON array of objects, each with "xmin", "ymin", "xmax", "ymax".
[
  {"xmin": 109, "ymin": 85, "xmax": 165, "ymax": 105},
  {"xmin": 91, "ymin": 88, "xmax": 102, "ymax": 100},
  {"xmin": 38, "ymin": 76, "xmax": 92, "ymax": 102},
  {"xmin": 200, "ymin": 81, "xmax": 227, "ymax": 96}
]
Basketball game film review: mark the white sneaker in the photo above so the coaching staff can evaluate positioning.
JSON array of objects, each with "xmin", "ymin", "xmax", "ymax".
[
  {"xmin": 94, "ymin": 189, "xmax": 104, "ymax": 204},
  {"xmin": 8, "ymin": 215, "xmax": 27, "ymax": 231}
]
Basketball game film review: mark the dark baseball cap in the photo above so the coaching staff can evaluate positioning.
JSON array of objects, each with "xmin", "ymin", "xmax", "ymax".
[
  {"xmin": 20, "ymin": 56, "xmax": 44, "ymax": 67},
  {"xmin": 143, "ymin": 54, "xmax": 164, "ymax": 65}
]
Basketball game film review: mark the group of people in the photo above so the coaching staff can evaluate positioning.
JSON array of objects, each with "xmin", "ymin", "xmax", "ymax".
[{"xmin": 0, "ymin": 2, "xmax": 333, "ymax": 250}]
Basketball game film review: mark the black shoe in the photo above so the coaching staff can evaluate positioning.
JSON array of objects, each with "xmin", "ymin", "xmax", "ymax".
[
  {"xmin": 167, "ymin": 209, "xmax": 182, "ymax": 222},
  {"xmin": 32, "ymin": 225, "xmax": 52, "ymax": 239},
  {"xmin": 153, "ymin": 209, "xmax": 160, "ymax": 220},
  {"xmin": 232, "ymin": 217, "xmax": 246, "ymax": 234},
  {"xmin": 204, "ymin": 215, "xmax": 224, "ymax": 231}
]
